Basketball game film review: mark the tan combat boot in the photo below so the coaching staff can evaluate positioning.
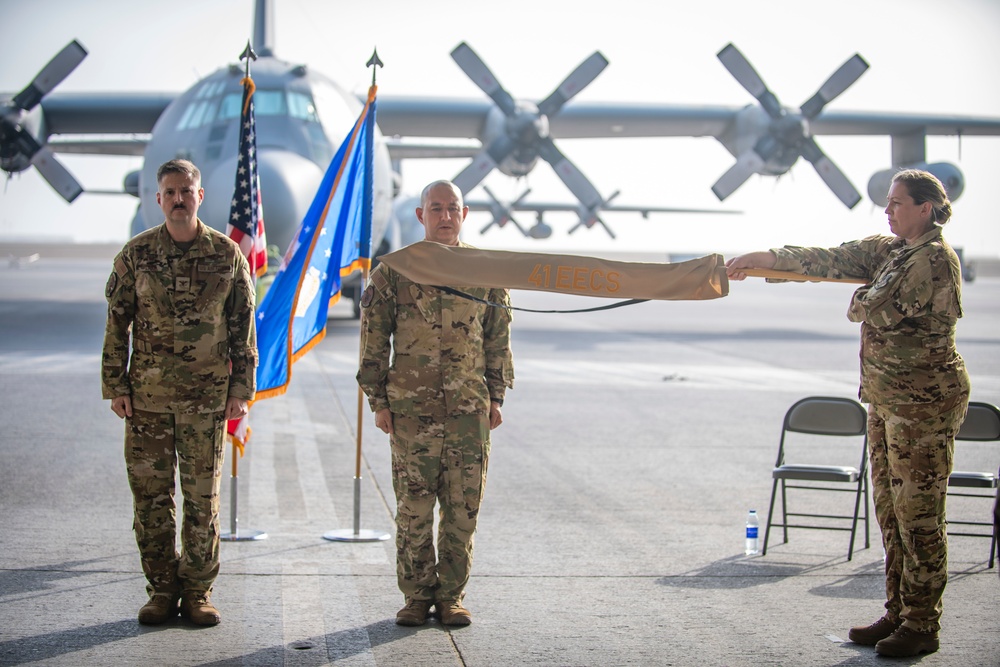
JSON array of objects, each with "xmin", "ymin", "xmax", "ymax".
[
  {"xmin": 180, "ymin": 592, "xmax": 221, "ymax": 626},
  {"xmin": 436, "ymin": 599, "xmax": 472, "ymax": 626},
  {"xmin": 137, "ymin": 593, "xmax": 180, "ymax": 624},
  {"xmin": 848, "ymin": 615, "xmax": 901, "ymax": 645},
  {"xmin": 395, "ymin": 599, "xmax": 433, "ymax": 626}
]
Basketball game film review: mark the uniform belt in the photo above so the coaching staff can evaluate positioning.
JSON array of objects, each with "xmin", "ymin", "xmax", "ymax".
[{"xmin": 132, "ymin": 339, "xmax": 228, "ymax": 355}]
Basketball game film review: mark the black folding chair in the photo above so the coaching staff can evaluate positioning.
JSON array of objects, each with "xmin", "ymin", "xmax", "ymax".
[
  {"xmin": 763, "ymin": 396, "xmax": 870, "ymax": 560},
  {"xmin": 947, "ymin": 401, "xmax": 1000, "ymax": 568}
]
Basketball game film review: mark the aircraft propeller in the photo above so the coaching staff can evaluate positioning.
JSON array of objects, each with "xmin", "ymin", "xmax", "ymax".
[
  {"xmin": 712, "ymin": 43, "xmax": 868, "ymax": 209},
  {"xmin": 450, "ymin": 42, "xmax": 609, "ymax": 214},
  {"xmin": 568, "ymin": 190, "xmax": 620, "ymax": 238},
  {"xmin": 479, "ymin": 185, "xmax": 532, "ymax": 236},
  {"xmin": 0, "ymin": 40, "xmax": 88, "ymax": 202}
]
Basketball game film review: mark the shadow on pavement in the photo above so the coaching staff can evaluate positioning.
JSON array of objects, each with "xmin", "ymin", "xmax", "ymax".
[
  {"xmin": 656, "ymin": 554, "xmax": 883, "ymax": 599},
  {"xmin": 195, "ymin": 618, "xmax": 450, "ymax": 666},
  {"xmin": 0, "ymin": 620, "xmax": 139, "ymax": 664}
]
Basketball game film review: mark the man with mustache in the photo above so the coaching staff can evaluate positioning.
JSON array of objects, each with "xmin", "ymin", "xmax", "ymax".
[{"xmin": 102, "ymin": 159, "xmax": 258, "ymax": 626}]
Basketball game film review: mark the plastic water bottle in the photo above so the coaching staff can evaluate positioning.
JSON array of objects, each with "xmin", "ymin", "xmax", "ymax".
[{"xmin": 745, "ymin": 510, "xmax": 760, "ymax": 555}]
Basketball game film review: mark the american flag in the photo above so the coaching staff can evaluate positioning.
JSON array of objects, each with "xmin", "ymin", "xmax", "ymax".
[
  {"xmin": 227, "ymin": 75, "xmax": 267, "ymax": 452},
  {"xmin": 226, "ymin": 76, "xmax": 267, "ymax": 278}
]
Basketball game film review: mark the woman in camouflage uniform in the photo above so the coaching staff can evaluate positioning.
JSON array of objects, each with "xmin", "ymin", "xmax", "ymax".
[{"xmin": 726, "ymin": 169, "xmax": 969, "ymax": 658}]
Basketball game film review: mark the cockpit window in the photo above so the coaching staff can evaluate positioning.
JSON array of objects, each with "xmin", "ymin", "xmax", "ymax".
[
  {"xmin": 216, "ymin": 94, "xmax": 243, "ymax": 122},
  {"xmin": 194, "ymin": 81, "xmax": 225, "ymax": 99},
  {"xmin": 287, "ymin": 92, "xmax": 319, "ymax": 122},
  {"xmin": 215, "ymin": 90, "xmax": 319, "ymax": 122},
  {"xmin": 176, "ymin": 100, "xmax": 219, "ymax": 131},
  {"xmin": 176, "ymin": 88, "xmax": 321, "ymax": 130},
  {"xmin": 253, "ymin": 91, "xmax": 287, "ymax": 116}
]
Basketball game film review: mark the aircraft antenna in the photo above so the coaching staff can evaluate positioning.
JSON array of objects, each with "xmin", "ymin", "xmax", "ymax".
[{"xmin": 366, "ymin": 48, "xmax": 383, "ymax": 87}]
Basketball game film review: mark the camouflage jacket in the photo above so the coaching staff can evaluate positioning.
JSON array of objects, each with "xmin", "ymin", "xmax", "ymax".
[
  {"xmin": 772, "ymin": 227, "xmax": 970, "ymax": 405},
  {"xmin": 101, "ymin": 221, "xmax": 258, "ymax": 415},
  {"xmin": 357, "ymin": 242, "xmax": 514, "ymax": 418}
]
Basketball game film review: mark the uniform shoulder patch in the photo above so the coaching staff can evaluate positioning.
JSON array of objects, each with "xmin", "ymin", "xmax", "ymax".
[
  {"xmin": 360, "ymin": 284, "xmax": 375, "ymax": 308},
  {"xmin": 105, "ymin": 273, "xmax": 117, "ymax": 298},
  {"xmin": 874, "ymin": 271, "xmax": 895, "ymax": 290},
  {"xmin": 370, "ymin": 269, "xmax": 389, "ymax": 293}
]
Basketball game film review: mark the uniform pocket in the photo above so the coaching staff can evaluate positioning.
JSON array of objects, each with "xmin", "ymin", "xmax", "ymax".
[
  {"xmin": 194, "ymin": 263, "xmax": 234, "ymax": 311},
  {"xmin": 408, "ymin": 284, "xmax": 439, "ymax": 324}
]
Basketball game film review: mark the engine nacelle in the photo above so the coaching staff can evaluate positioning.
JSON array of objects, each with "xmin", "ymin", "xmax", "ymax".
[
  {"xmin": 867, "ymin": 162, "xmax": 965, "ymax": 206},
  {"xmin": 391, "ymin": 195, "xmax": 425, "ymax": 248},
  {"xmin": 0, "ymin": 104, "xmax": 47, "ymax": 174},
  {"xmin": 479, "ymin": 105, "xmax": 541, "ymax": 179},
  {"xmin": 123, "ymin": 170, "xmax": 141, "ymax": 198}
]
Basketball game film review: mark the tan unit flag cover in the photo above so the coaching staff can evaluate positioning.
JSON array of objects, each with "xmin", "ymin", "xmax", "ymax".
[{"xmin": 377, "ymin": 242, "xmax": 729, "ymax": 301}]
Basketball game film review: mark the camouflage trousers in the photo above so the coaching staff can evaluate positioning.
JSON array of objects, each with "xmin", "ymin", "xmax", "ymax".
[
  {"xmin": 389, "ymin": 412, "xmax": 490, "ymax": 603},
  {"xmin": 125, "ymin": 409, "xmax": 226, "ymax": 598},
  {"xmin": 868, "ymin": 393, "xmax": 968, "ymax": 633}
]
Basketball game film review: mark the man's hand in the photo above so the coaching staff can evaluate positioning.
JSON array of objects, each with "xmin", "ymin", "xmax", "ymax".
[
  {"xmin": 111, "ymin": 395, "xmax": 133, "ymax": 419},
  {"xmin": 489, "ymin": 401, "xmax": 503, "ymax": 430},
  {"xmin": 375, "ymin": 407, "xmax": 394, "ymax": 434},
  {"xmin": 225, "ymin": 397, "xmax": 249, "ymax": 421}
]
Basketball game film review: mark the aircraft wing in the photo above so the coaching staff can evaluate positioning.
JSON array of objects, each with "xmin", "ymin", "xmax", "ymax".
[
  {"xmin": 375, "ymin": 97, "xmax": 494, "ymax": 138},
  {"xmin": 47, "ymin": 138, "xmax": 149, "ymax": 156},
  {"xmin": 6, "ymin": 91, "xmax": 175, "ymax": 158},
  {"xmin": 807, "ymin": 110, "xmax": 1000, "ymax": 136},
  {"xmin": 384, "ymin": 137, "xmax": 480, "ymax": 161},
  {"xmin": 375, "ymin": 96, "xmax": 738, "ymax": 139},
  {"xmin": 556, "ymin": 108, "xmax": 1000, "ymax": 139},
  {"xmin": 2, "ymin": 77, "xmax": 175, "ymax": 200},
  {"xmin": 37, "ymin": 93, "xmax": 1000, "ymax": 158},
  {"xmin": 39, "ymin": 92, "xmax": 175, "ymax": 134},
  {"xmin": 16, "ymin": 93, "xmax": 176, "ymax": 156},
  {"xmin": 377, "ymin": 96, "xmax": 1000, "ymax": 141}
]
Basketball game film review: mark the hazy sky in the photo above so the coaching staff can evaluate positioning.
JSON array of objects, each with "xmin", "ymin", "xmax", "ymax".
[{"xmin": 2, "ymin": 0, "xmax": 999, "ymax": 257}]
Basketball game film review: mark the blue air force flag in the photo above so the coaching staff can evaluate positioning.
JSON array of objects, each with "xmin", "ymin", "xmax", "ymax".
[{"xmin": 254, "ymin": 85, "xmax": 377, "ymax": 399}]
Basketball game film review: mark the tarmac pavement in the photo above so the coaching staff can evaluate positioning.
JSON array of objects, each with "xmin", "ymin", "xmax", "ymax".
[{"xmin": 0, "ymin": 247, "xmax": 998, "ymax": 666}]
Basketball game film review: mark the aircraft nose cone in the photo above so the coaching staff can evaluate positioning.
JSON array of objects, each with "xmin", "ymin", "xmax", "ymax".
[{"xmin": 201, "ymin": 149, "xmax": 324, "ymax": 255}]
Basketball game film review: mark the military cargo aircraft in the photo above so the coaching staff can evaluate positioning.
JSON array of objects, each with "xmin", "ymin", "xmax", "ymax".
[{"xmin": 3, "ymin": 0, "xmax": 1000, "ymax": 266}]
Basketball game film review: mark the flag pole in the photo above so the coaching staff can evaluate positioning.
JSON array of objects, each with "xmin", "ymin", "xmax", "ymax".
[
  {"xmin": 324, "ymin": 49, "xmax": 389, "ymax": 543},
  {"xmin": 223, "ymin": 40, "xmax": 266, "ymax": 542},
  {"xmin": 739, "ymin": 267, "xmax": 867, "ymax": 284}
]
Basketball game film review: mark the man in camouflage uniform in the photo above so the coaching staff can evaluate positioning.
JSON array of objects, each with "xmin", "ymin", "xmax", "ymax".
[
  {"xmin": 102, "ymin": 159, "xmax": 257, "ymax": 626},
  {"xmin": 727, "ymin": 169, "xmax": 970, "ymax": 657},
  {"xmin": 357, "ymin": 180, "xmax": 514, "ymax": 627}
]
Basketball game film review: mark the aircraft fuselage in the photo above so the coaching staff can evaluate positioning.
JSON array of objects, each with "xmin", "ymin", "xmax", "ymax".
[{"xmin": 133, "ymin": 56, "xmax": 394, "ymax": 257}]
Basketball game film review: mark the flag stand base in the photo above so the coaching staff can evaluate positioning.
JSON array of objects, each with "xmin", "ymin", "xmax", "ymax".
[
  {"xmin": 322, "ymin": 476, "xmax": 389, "ymax": 542},
  {"xmin": 221, "ymin": 475, "xmax": 268, "ymax": 541},
  {"xmin": 323, "ymin": 528, "xmax": 389, "ymax": 543}
]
